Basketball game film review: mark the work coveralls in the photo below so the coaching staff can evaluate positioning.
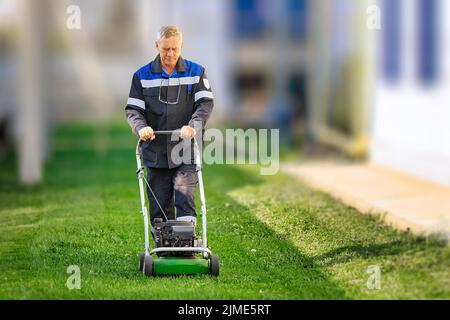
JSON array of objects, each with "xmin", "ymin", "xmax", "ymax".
[{"xmin": 125, "ymin": 54, "xmax": 214, "ymax": 228}]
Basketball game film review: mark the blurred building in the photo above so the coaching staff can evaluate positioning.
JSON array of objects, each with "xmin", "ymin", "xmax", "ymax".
[
  {"xmin": 371, "ymin": 0, "xmax": 450, "ymax": 187},
  {"xmin": 307, "ymin": 0, "xmax": 450, "ymax": 188},
  {"xmin": 1, "ymin": 0, "xmax": 449, "ymax": 189},
  {"xmin": 307, "ymin": 0, "xmax": 374, "ymax": 158},
  {"xmin": 229, "ymin": 0, "xmax": 308, "ymax": 130},
  {"xmin": 0, "ymin": 0, "xmax": 307, "ymax": 184}
]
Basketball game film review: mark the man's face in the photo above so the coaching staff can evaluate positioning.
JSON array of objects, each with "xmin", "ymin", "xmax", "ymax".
[{"xmin": 156, "ymin": 35, "xmax": 182, "ymax": 68}]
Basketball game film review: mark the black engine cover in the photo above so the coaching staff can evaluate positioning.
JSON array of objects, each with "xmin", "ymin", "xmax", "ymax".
[{"xmin": 154, "ymin": 219, "xmax": 196, "ymax": 256}]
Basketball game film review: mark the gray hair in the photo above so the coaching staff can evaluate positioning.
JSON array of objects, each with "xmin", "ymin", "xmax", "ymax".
[{"xmin": 156, "ymin": 26, "xmax": 183, "ymax": 42}]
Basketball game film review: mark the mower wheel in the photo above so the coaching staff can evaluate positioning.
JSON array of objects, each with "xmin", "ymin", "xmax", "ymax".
[
  {"xmin": 210, "ymin": 255, "xmax": 219, "ymax": 277},
  {"xmin": 143, "ymin": 255, "xmax": 154, "ymax": 277},
  {"xmin": 138, "ymin": 253, "xmax": 145, "ymax": 272}
]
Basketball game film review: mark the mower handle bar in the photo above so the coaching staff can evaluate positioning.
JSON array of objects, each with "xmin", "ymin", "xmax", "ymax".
[
  {"xmin": 136, "ymin": 130, "xmax": 182, "ymax": 154},
  {"xmin": 135, "ymin": 130, "xmax": 200, "ymax": 163},
  {"xmin": 152, "ymin": 130, "xmax": 181, "ymax": 135}
]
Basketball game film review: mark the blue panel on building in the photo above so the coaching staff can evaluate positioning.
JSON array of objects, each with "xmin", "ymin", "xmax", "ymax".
[
  {"xmin": 418, "ymin": 0, "xmax": 438, "ymax": 85},
  {"xmin": 382, "ymin": 0, "xmax": 402, "ymax": 83}
]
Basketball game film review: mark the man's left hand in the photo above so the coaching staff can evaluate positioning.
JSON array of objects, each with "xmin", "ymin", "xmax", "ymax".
[{"xmin": 180, "ymin": 126, "xmax": 196, "ymax": 140}]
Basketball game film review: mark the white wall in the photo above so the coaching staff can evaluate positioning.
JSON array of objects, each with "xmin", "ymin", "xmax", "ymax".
[{"xmin": 371, "ymin": 0, "xmax": 450, "ymax": 187}]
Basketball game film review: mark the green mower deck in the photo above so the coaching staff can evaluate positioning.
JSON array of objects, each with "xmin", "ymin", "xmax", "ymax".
[{"xmin": 153, "ymin": 257, "xmax": 210, "ymax": 275}]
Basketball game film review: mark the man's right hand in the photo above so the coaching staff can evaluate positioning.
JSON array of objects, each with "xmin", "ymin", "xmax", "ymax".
[{"xmin": 138, "ymin": 127, "xmax": 155, "ymax": 141}]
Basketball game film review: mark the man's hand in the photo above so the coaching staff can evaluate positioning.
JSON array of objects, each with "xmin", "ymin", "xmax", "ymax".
[
  {"xmin": 180, "ymin": 125, "xmax": 196, "ymax": 140},
  {"xmin": 138, "ymin": 127, "xmax": 155, "ymax": 141}
]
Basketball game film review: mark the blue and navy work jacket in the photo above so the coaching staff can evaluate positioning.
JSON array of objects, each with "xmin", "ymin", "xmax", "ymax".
[{"xmin": 125, "ymin": 55, "xmax": 214, "ymax": 169}]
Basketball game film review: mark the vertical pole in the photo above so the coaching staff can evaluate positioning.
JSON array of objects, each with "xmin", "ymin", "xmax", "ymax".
[
  {"xmin": 270, "ymin": 0, "xmax": 293, "ymax": 146},
  {"xmin": 18, "ymin": 0, "xmax": 49, "ymax": 184},
  {"xmin": 136, "ymin": 142, "xmax": 150, "ymax": 255},
  {"xmin": 195, "ymin": 139, "xmax": 208, "ymax": 257}
]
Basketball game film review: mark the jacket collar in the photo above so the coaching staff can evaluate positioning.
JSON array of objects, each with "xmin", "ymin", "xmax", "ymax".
[{"xmin": 151, "ymin": 54, "xmax": 186, "ymax": 74}]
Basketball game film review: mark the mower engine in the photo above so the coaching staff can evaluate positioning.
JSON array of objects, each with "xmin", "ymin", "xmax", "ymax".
[{"xmin": 153, "ymin": 219, "xmax": 196, "ymax": 256}]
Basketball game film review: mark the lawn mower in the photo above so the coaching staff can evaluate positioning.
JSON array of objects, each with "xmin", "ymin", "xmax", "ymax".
[{"xmin": 135, "ymin": 130, "xmax": 219, "ymax": 277}]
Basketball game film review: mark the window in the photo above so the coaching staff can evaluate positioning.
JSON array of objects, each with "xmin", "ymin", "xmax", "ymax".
[
  {"xmin": 233, "ymin": 0, "xmax": 268, "ymax": 40},
  {"xmin": 287, "ymin": 0, "xmax": 308, "ymax": 42},
  {"xmin": 417, "ymin": 0, "xmax": 438, "ymax": 84},
  {"xmin": 382, "ymin": 0, "xmax": 402, "ymax": 82}
]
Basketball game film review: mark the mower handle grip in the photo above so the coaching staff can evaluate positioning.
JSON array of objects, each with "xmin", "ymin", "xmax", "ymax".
[
  {"xmin": 136, "ymin": 130, "xmax": 202, "ymax": 171},
  {"xmin": 153, "ymin": 130, "xmax": 181, "ymax": 135},
  {"xmin": 136, "ymin": 129, "xmax": 199, "ymax": 155},
  {"xmin": 136, "ymin": 130, "xmax": 181, "ymax": 148}
]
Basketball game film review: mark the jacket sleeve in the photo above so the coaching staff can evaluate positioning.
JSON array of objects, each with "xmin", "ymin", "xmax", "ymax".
[
  {"xmin": 125, "ymin": 73, "xmax": 148, "ymax": 136},
  {"xmin": 188, "ymin": 68, "xmax": 214, "ymax": 129}
]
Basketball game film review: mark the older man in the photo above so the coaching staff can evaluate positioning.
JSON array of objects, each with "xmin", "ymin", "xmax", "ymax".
[{"xmin": 125, "ymin": 26, "xmax": 214, "ymax": 238}]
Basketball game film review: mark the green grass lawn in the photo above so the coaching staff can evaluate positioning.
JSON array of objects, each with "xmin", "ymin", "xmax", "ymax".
[{"xmin": 1, "ymin": 122, "xmax": 449, "ymax": 299}]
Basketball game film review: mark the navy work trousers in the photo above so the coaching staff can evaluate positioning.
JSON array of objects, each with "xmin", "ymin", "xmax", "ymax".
[{"xmin": 146, "ymin": 164, "xmax": 197, "ymax": 225}]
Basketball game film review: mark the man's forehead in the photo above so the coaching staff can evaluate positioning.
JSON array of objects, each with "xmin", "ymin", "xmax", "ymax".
[{"xmin": 158, "ymin": 36, "xmax": 182, "ymax": 45}]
